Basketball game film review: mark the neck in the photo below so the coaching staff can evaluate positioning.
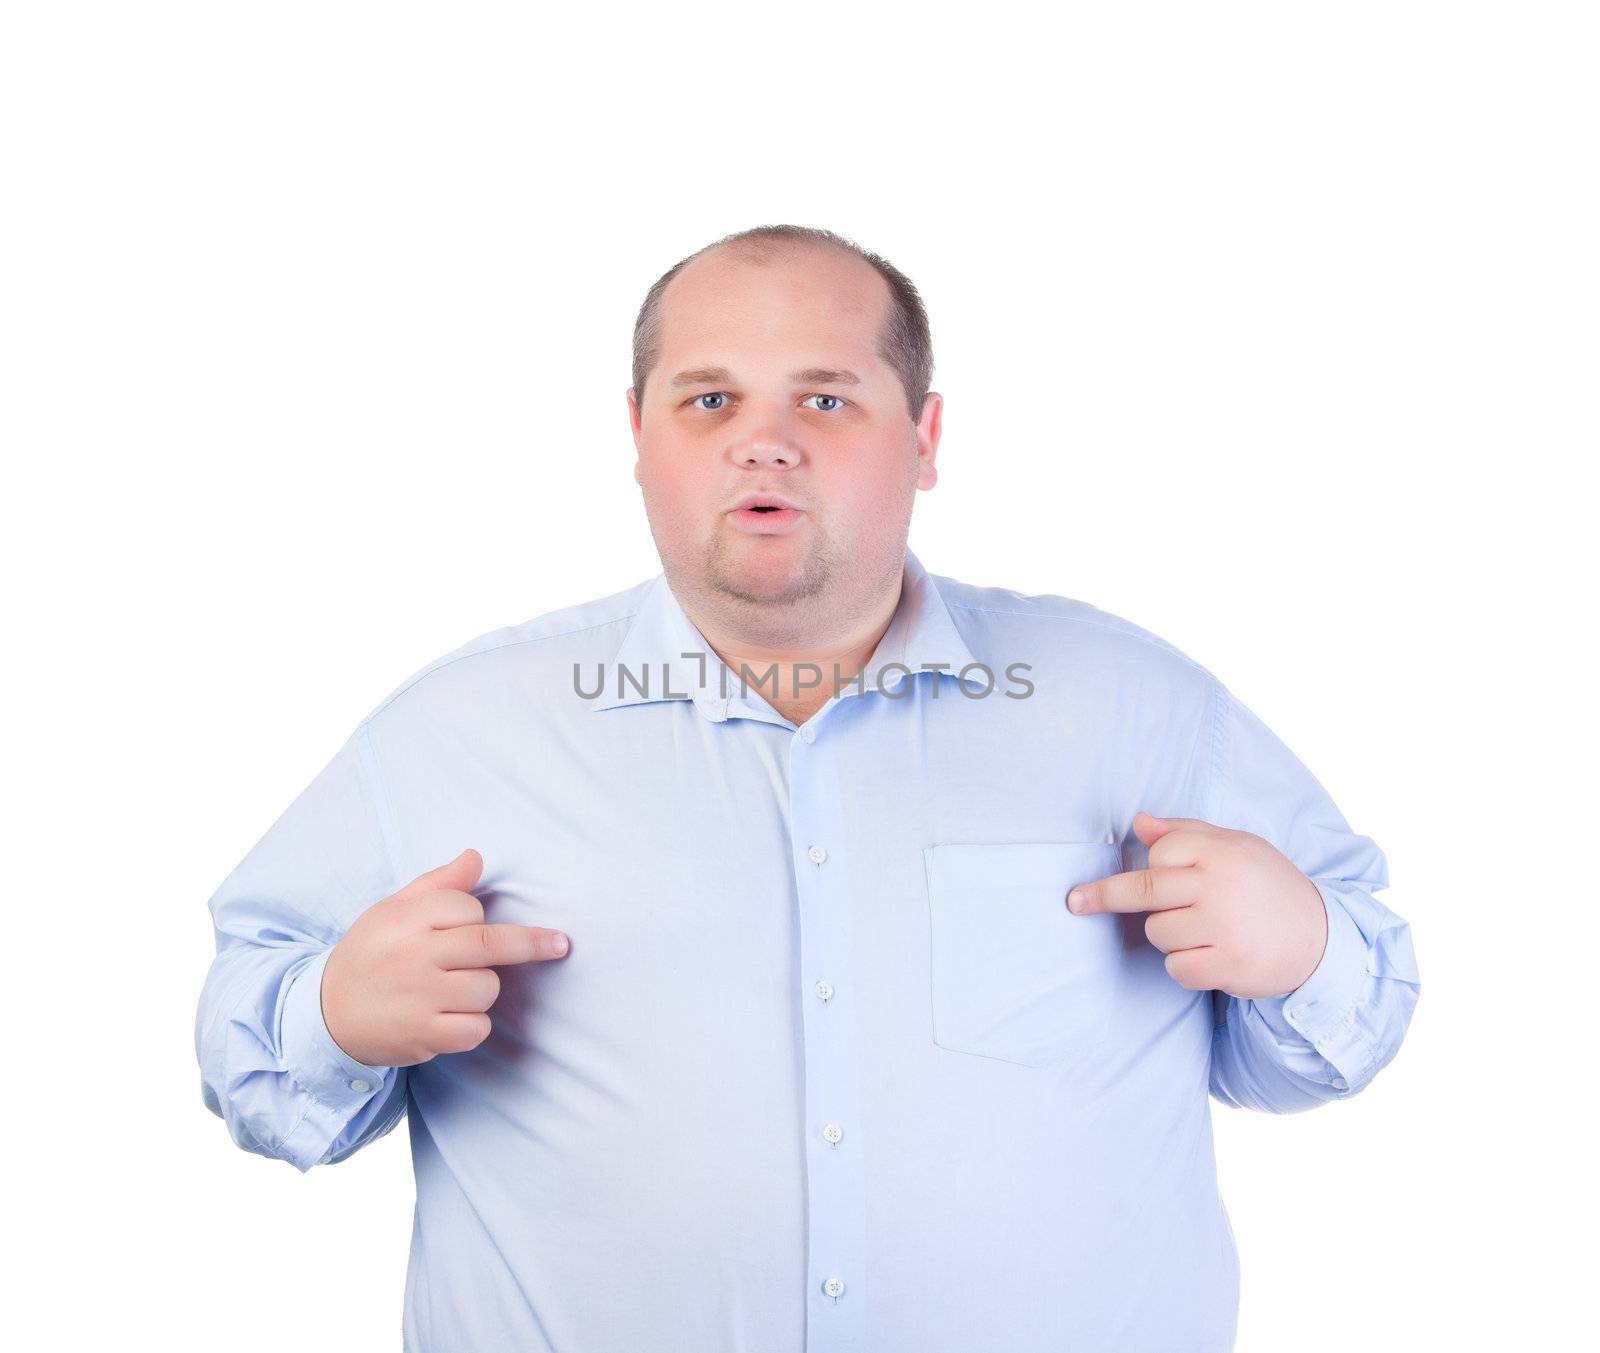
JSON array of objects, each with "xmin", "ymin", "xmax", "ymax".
[{"xmin": 676, "ymin": 570, "xmax": 905, "ymax": 726}]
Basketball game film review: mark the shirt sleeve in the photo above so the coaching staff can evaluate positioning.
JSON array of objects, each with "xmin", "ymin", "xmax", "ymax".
[
  {"xmin": 1194, "ymin": 675, "xmax": 1421, "ymax": 1113},
  {"xmin": 194, "ymin": 718, "xmax": 411, "ymax": 1171}
]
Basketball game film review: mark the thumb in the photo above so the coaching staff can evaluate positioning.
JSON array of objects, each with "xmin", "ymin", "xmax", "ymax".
[
  {"xmin": 1132, "ymin": 810, "xmax": 1185, "ymax": 846},
  {"xmin": 395, "ymin": 847, "xmax": 483, "ymax": 899}
]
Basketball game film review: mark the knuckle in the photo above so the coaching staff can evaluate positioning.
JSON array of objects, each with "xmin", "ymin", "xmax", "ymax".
[
  {"xmin": 1226, "ymin": 833, "xmax": 1262, "ymax": 862},
  {"xmin": 469, "ymin": 1013, "xmax": 493, "ymax": 1049},
  {"xmin": 432, "ymin": 1013, "xmax": 485, "ymax": 1055},
  {"xmin": 1163, "ymin": 951, "xmax": 1196, "ymax": 989},
  {"xmin": 427, "ymin": 889, "xmax": 483, "ymax": 926}
]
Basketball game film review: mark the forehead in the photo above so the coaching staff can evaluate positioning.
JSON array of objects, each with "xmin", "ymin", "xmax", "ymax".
[{"xmin": 655, "ymin": 244, "xmax": 892, "ymax": 371}]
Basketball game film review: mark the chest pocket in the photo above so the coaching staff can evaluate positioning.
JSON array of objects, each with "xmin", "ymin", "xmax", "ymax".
[{"xmin": 924, "ymin": 841, "xmax": 1126, "ymax": 1068}]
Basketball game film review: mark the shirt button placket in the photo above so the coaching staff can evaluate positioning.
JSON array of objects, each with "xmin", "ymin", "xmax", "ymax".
[{"xmin": 789, "ymin": 719, "xmax": 865, "ymax": 1350}]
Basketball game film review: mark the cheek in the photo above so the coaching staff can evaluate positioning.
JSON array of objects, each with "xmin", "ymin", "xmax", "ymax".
[
  {"xmin": 638, "ymin": 444, "xmax": 701, "ymax": 500},
  {"xmin": 826, "ymin": 447, "xmax": 918, "ymax": 516},
  {"xmin": 638, "ymin": 457, "xmax": 724, "ymax": 537}
]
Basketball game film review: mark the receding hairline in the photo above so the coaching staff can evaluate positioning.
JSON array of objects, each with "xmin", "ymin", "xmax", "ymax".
[
  {"xmin": 649, "ymin": 238, "xmax": 898, "ymax": 369},
  {"xmin": 632, "ymin": 223, "xmax": 933, "ymax": 421},
  {"xmin": 695, "ymin": 233, "xmax": 862, "ymax": 271},
  {"xmin": 665, "ymin": 234, "xmax": 892, "ymax": 305}
]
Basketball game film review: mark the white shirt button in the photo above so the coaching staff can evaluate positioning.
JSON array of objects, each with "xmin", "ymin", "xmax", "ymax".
[
  {"xmin": 814, "ymin": 981, "xmax": 834, "ymax": 1001},
  {"xmin": 822, "ymin": 1123, "xmax": 843, "ymax": 1144},
  {"xmin": 822, "ymin": 1276, "xmax": 846, "ymax": 1298},
  {"xmin": 349, "ymin": 1078, "xmax": 371, "ymax": 1093},
  {"xmin": 1331, "ymin": 1077, "xmax": 1348, "ymax": 1091},
  {"xmin": 800, "ymin": 727, "xmax": 815, "ymax": 743},
  {"xmin": 808, "ymin": 844, "xmax": 827, "ymax": 864}
]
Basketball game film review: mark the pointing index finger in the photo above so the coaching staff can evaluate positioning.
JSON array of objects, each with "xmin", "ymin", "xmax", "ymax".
[
  {"xmin": 434, "ymin": 922, "xmax": 571, "ymax": 969},
  {"xmin": 1067, "ymin": 865, "xmax": 1195, "ymax": 915}
]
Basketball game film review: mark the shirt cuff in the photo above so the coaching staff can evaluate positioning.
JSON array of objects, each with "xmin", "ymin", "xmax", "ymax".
[
  {"xmin": 280, "ymin": 946, "xmax": 393, "ymax": 1110},
  {"xmin": 1249, "ymin": 881, "xmax": 1374, "ymax": 1092}
]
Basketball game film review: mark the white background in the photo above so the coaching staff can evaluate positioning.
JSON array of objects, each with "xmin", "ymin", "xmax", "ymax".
[{"xmin": 4, "ymin": 3, "xmax": 1594, "ymax": 1349}]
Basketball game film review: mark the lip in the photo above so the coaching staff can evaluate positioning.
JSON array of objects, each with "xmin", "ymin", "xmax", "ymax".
[
  {"xmin": 725, "ymin": 493, "xmax": 807, "ymax": 536},
  {"xmin": 729, "ymin": 493, "xmax": 803, "ymax": 512}
]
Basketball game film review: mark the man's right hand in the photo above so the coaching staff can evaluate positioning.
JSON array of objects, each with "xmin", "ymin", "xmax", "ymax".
[{"xmin": 320, "ymin": 848, "xmax": 570, "ymax": 1068}]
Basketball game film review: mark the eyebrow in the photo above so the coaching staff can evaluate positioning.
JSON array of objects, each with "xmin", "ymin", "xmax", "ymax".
[{"xmin": 669, "ymin": 365, "xmax": 862, "ymax": 388}]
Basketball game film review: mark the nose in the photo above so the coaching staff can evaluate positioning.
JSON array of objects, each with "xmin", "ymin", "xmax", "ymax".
[{"xmin": 728, "ymin": 420, "xmax": 806, "ymax": 471}]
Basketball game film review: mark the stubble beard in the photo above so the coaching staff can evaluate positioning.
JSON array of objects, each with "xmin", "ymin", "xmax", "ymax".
[{"xmin": 702, "ymin": 524, "xmax": 835, "ymax": 609}]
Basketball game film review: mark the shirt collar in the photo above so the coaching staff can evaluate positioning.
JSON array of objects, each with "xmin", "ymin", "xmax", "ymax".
[{"xmin": 587, "ymin": 546, "xmax": 983, "ymax": 721}]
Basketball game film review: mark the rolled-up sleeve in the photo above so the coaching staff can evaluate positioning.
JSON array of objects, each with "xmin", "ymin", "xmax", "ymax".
[{"xmin": 1195, "ymin": 676, "xmax": 1421, "ymax": 1113}]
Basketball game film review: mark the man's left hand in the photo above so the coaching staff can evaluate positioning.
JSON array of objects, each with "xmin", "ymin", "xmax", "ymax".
[{"xmin": 1066, "ymin": 811, "xmax": 1328, "ymax": 1000}]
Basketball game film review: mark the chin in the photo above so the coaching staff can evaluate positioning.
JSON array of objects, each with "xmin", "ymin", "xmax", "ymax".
[{"xmin": 716, "ymin": 554, "xmax": 828, "ymax": 606}]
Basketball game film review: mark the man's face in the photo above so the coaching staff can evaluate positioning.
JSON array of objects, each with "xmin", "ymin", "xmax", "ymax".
[{"xmin": 628, "ymin": 244, "xmax": 940, "ymax": 623}]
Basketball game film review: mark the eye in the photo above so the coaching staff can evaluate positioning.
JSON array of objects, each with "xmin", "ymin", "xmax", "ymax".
[
  {"xmin": 803, "ymin": 393, "xmax": 847, "ymax": 413},
  {"xmin": 689, "ymin": 392, "xmax": 729, "ymax": 411}
]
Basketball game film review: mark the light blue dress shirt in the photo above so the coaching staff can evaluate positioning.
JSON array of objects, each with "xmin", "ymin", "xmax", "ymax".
[{"xmin": 195, "ymin": 546, "xmax": 1420, "ymax": 1352}]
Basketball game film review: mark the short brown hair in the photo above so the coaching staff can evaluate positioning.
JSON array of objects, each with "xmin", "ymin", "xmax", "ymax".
[{"xmin": 631, "ymin": 224, "xmax": 934, "ymax": 421}]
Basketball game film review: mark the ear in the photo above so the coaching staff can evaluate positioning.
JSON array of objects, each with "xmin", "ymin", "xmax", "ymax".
[
  {"xmin": 627, "ymin": 386, "xmax": 644, "ymax": 458},
  {"xmin": 915, "ymin": 391, "xmax": 942, "ymax": 490}
]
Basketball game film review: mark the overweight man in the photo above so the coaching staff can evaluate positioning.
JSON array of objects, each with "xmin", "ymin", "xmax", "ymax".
[{"xmin": 195, "ymin": 224, "xmax": 1421, "ymax": 1352}]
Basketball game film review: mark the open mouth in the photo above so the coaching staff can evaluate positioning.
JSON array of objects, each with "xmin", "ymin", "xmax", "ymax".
[{"xmin": 728, "ymin": 501, "xmax": 806, "ymax": 533}]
